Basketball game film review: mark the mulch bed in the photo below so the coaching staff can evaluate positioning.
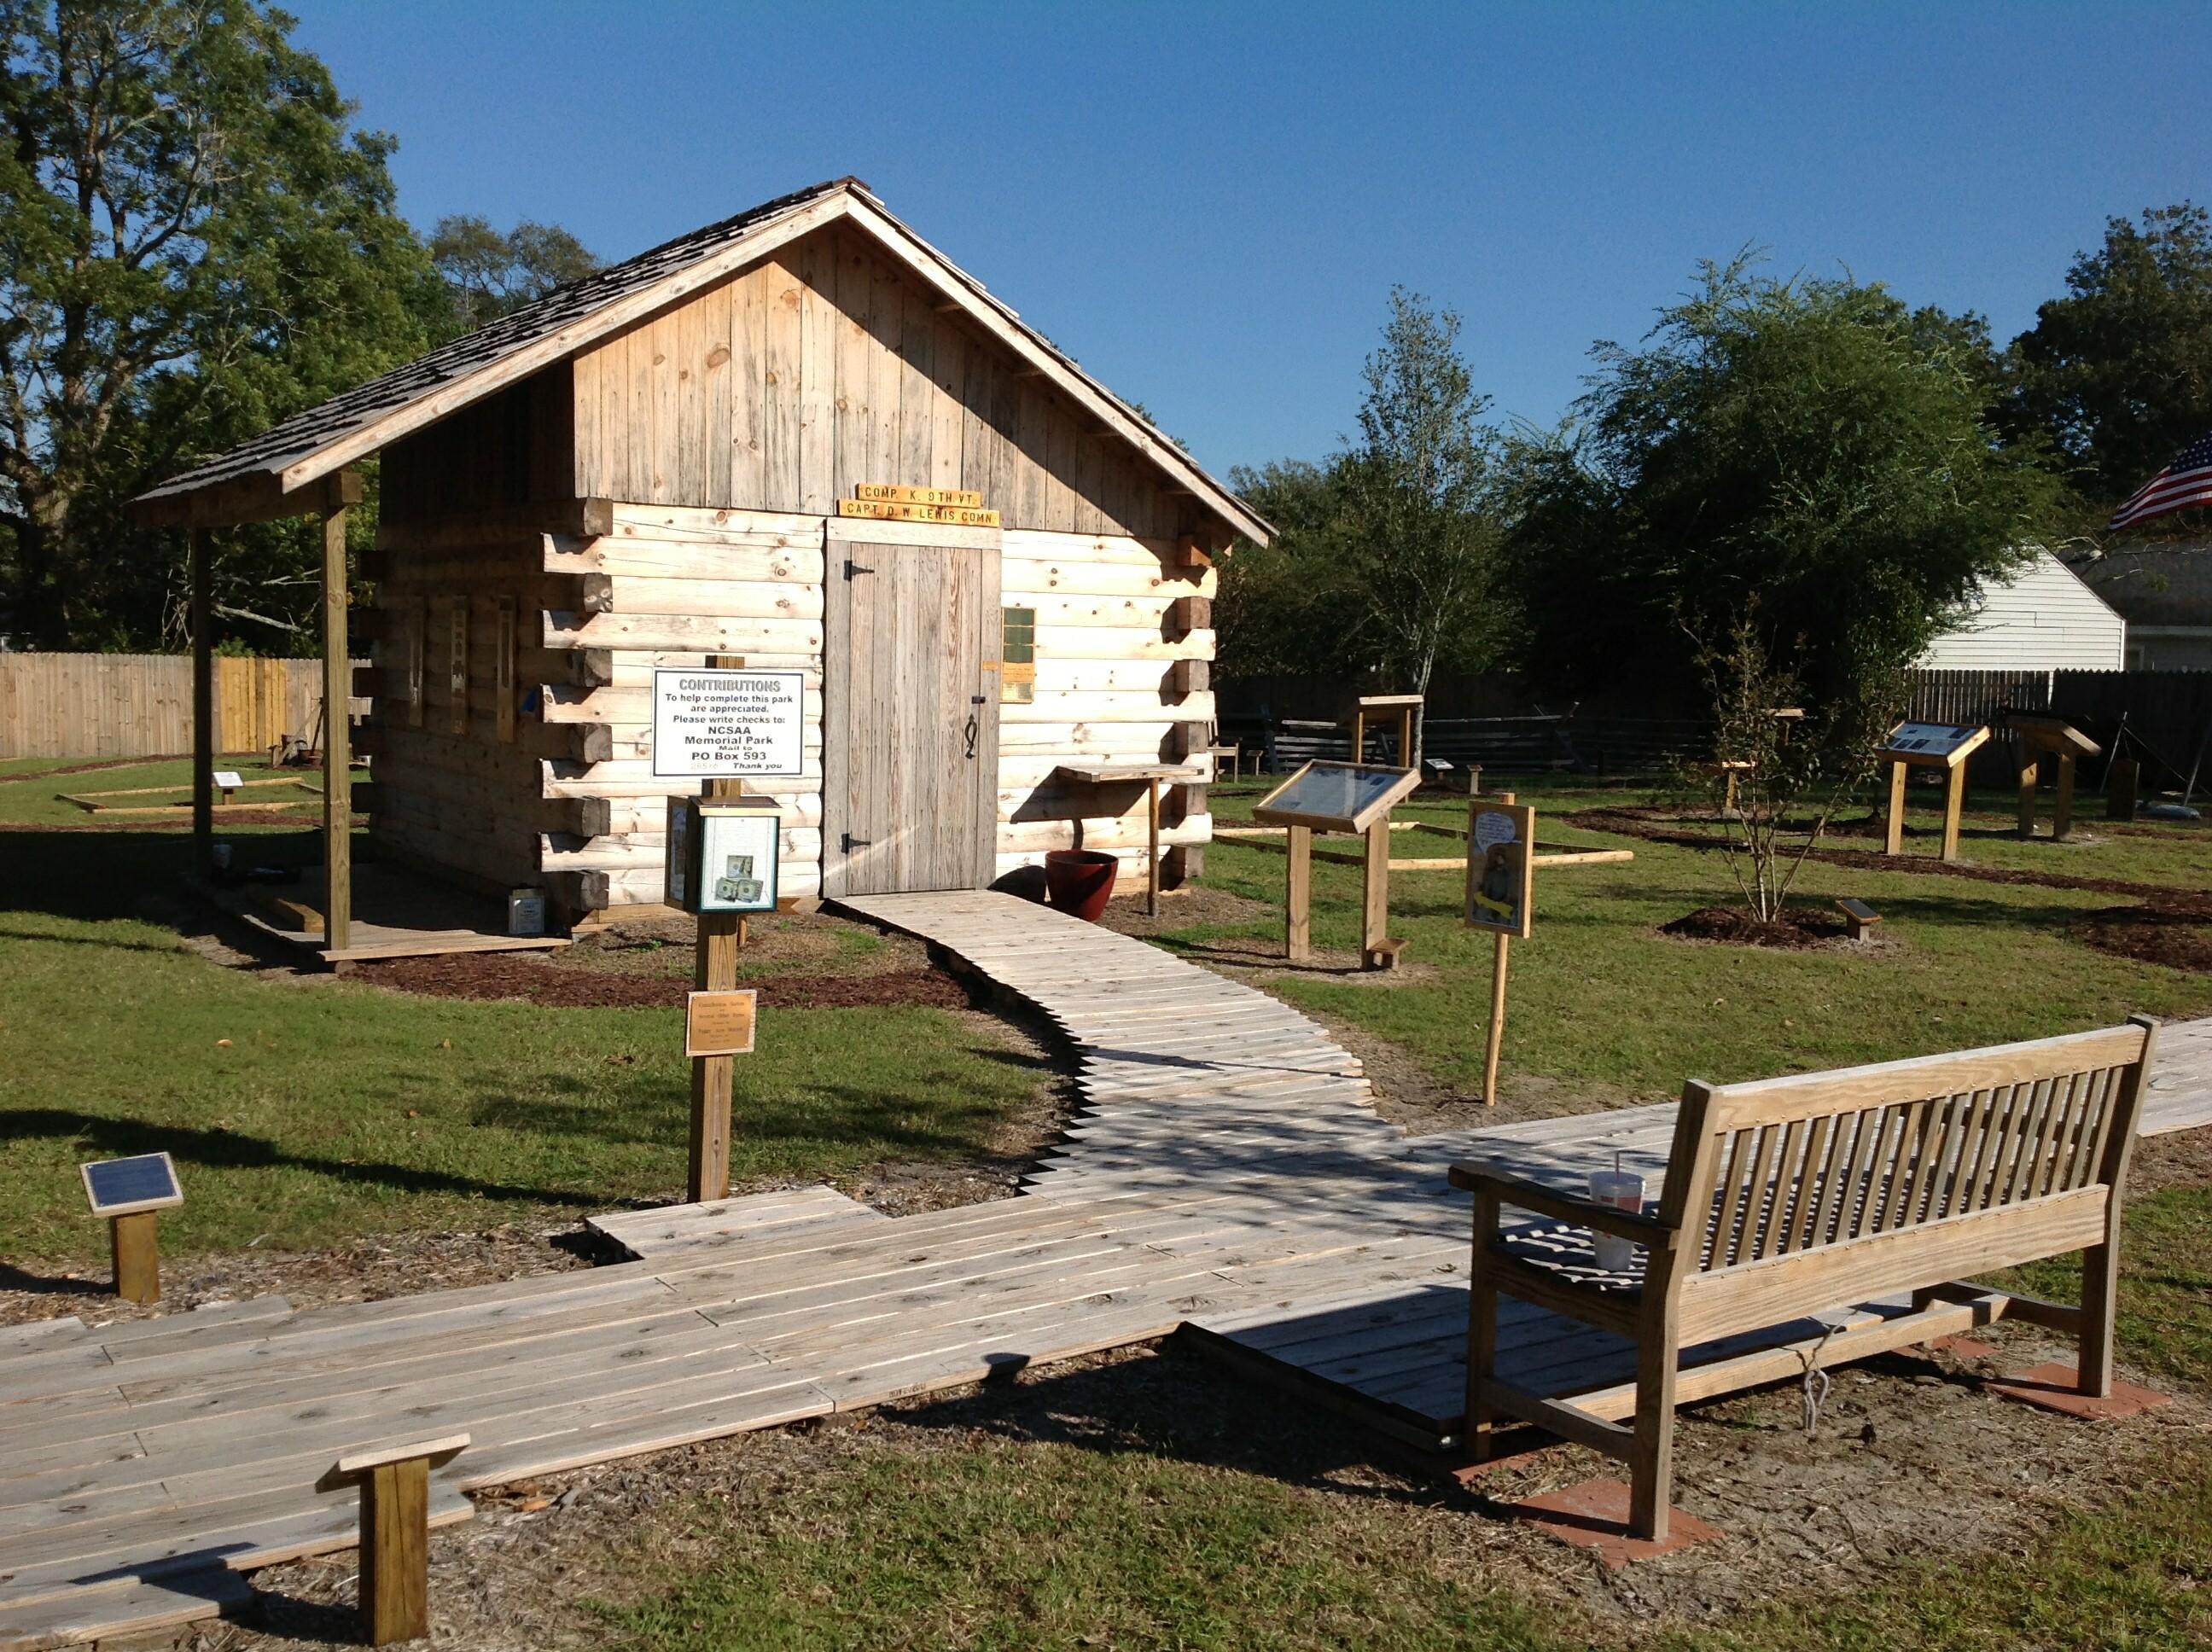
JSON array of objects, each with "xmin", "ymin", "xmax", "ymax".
[
  {"xmin": 1660, "ymin": 904, "xmax": 1850, "ymax": 949},
  {"xmin": 354, "ymin": 950, "xmax": 972, "ymax": 1010},
  {"xmin": 2074, "ymin": 905, "xmax": 2212, "ymax": 974}
]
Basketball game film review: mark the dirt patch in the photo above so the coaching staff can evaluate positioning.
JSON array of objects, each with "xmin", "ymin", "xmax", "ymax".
[
  {"xmin": 1318, "ymin": 1009, "xmax": 1644, "ymax": 1134},
  {"xmin": 1091, "ymin": 881, "xmax": 1279, "ymax": 939},
  {"xmin": 2133, "ymin": 1124, "xmax": 2212, "ymax": 1196},
  {"xmin": 1660, "ymin": 903, "xmax": 1853, "ymax": 950}
]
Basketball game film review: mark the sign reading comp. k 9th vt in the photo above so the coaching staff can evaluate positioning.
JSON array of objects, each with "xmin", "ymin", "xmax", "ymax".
[{"xmin": 651, "ymin": 669, "xmax": 805, "ymax": 778}]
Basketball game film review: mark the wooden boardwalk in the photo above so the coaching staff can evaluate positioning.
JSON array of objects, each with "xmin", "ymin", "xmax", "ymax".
[{"xmin": 6, "ymin": 889, "xmax": 2211, "ymax": 1647}]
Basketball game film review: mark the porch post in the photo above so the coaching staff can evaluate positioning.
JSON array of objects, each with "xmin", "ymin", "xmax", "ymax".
[
  {"xmin": 190, "ymin": 527, "xmax": 213, "ymax": 875},
  {"xmin": 320, "ymin": 489, "xmax": 352, "ymax": 951}
]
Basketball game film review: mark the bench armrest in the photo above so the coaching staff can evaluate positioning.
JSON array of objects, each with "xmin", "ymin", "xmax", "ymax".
[{"xmin": 1447, "ymin": 1164, "xmax": 1679, "ymax": 1248}]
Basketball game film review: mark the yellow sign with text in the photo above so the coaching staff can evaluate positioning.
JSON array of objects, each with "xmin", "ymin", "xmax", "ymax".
[
  {"xmin": 837, "ymin": 498, "xmax": 1002, "ymax": 526},
  {"xmin": 854, "ymin": 484, "xmax": 984, "ymax": 507},
  {"xmin": 684, "ymin": 989, "xmax": 759, "ymax": 1058}
]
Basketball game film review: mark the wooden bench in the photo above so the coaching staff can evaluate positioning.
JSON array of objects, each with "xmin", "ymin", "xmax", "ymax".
[
  {"xmin": 1449, "ymin": 1016, "xmax": 2160, "ymax": 1541},
  {"xmin": 1835, "ymin": 897, "xmax": 1882, "ymax": 941}
]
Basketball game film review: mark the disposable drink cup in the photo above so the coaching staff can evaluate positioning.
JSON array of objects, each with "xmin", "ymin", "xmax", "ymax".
[{"xmin": 1588, "ymin": 1166, "xmax": 1646, "ymax": 1273}]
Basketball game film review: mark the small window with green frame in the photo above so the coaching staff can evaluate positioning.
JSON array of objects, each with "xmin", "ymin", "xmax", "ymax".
[{"xmin": 1000, "ymin": 607, "xmax": 1036, "ymax": 704}]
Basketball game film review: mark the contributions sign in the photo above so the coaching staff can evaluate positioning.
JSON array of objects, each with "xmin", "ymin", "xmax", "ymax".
[{"xmin": 651, "ymin": 669, "xmax": 804, "ymax": 778}]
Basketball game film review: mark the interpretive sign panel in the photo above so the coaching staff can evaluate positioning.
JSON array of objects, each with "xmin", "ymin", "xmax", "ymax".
[
  {"xmin": 81, "ymin": 1152, "xmax": 183, "ymax": 1218},
  {"xmin": 1879, "ymin": 722, "xmax": 1988, "ymax": 766},
  {"xmin": 651, "ymin": 669, "xmax": 804, "ymax": 779},
  {"xmin": 1464, "ymin": 801, "xmax": 1536, "ymax": 939},
  {"xmin": 685, "ymin": 989, "xmax": 759, "ymax": 1058},
  {"xmin": 1251, "ymin": 760, "xmax": 1423, "ymax": 834}
]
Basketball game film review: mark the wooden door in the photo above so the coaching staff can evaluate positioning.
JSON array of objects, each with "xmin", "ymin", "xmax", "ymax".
[{"xmin": 823, "ymin": 521, "xmax": 1002, "ymax": 896}]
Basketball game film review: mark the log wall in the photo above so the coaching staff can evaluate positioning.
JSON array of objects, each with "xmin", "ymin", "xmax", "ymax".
[
  {"xmin": 437, "ymin": 502, "xmax": 1218, "ymax": 911},
  {"xmin": 356, "ymin": 528, "xmax": 547, "ymax": 894}
]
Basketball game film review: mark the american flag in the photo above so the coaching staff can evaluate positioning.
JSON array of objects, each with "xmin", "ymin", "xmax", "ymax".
[{"xmin": 2109, "ymin": 428, "xmax": 2212, "ymax": 530}]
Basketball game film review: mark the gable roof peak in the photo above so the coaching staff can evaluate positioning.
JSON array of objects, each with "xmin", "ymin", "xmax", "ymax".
[{"xmin": 136, "ymin": 178, "xmax": 1266, "ymax": 544}]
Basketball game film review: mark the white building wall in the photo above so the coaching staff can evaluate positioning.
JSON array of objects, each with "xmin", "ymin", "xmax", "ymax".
[{"xmin": 1918, "ymin": 550, "xmax": 2126, "ymax": 671}]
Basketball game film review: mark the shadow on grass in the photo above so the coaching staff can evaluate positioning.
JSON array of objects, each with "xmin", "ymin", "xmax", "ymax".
[
  {"xmin": 880, "ymin": 1335, "xmax": 1493, "ymax": 1516},
  {"xmin": 0, "ymin": 1107, "xmax": 610, "ymax": 1210},
  {"xmin": 463, "ymin": 1075, "xmax": 1013, "ymax": 1160},
  {"xmin": 0, "ymin": 828, "xmax": 331, "ymax": 979},
  {"xmin": 0, "ymin": 1259, "xmax": 97, "ymax": 1294}
]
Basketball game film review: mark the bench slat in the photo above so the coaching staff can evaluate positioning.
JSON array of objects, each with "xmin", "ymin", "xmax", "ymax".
[{"xmin": 1679, "ymin": 1185, "xmax": 2111, "ymax": 1344}]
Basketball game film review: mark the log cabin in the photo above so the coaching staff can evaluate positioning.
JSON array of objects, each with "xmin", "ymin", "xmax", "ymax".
[{"xmin": 133, "ymin": 177, "xmax": 1269, "ymax": 945}]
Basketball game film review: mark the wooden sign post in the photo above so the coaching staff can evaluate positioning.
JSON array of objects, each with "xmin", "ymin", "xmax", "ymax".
[
  {"xmin": 2007, "ymin": 713, "xmax": 2100, "ymax": 841},
  {"xmin": 690, "ymin": 902, "xmax": 742, "ymax": 1203},
  {"xmin": 80, "ymin": 1152, "xmax": 183, "ymax": 1304},
  {"xmin": 1465, "ymin": 794, "xmax": 1536, "ymax": 1107},
  {"xmin": 1877, "ymin": 722, "xmax": 1991, "ymax": 864},
  {"xmin": 1349, "ymin": 693, "xmax": 1423, "ymax": 767},
  {"xmin": 655, "ymin": 650, "xmax": 789, "ymax": 1204},
  {"xmin": 1252, "ymin": 760, "xmax": 1422, "ymax": 969},
  {"xmin": 668, "ymin": 789, "xmax": 777, "ymax": 1204}
]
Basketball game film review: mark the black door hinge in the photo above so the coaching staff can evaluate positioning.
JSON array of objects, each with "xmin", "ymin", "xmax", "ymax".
[
  {"xmin": 845, "ymin": 560, "xmax": 875, "ymax": 579},
  {"xmin": 841, "ymin": 833, "xmax": 874, "ymax": 853}
]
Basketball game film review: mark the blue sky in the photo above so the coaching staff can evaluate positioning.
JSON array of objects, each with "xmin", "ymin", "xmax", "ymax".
[{"xmin": 294, "ymin": 2, "xmax": 2212, "ymax": 480}]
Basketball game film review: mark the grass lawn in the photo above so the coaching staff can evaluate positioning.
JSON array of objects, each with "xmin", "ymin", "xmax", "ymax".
[
  {"xmin": 0, "ymin": 829, "xmax": 1046, "ymax": 1260},
  {"xmin": 1194, "ymin": 777, "xmax": 2212, "ymax": 1100},
  {"xmin": 0, "ymin": 752, "xmax": 321, "ymax": 828},
  {"xmin": 3, "ymin": 761, "xmax": 2209, "ymax": 1643},
  {"xmin": 598, "ymin": 1440, "xmax": 2212, "ymax": 1652}
]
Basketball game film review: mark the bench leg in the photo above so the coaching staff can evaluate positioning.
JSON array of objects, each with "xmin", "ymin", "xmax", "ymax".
[
  {"xmin": 1464, "ymin": 1191, "xmax": 1500, "ymax": 1460},
  {"xmin": 2078, "ymin": 1241, "xmax": 2119, "ymax": 1399},
  {"xmin": 1628, "ymin": 1335, "xmax": 1679, "ymax": 1543}
]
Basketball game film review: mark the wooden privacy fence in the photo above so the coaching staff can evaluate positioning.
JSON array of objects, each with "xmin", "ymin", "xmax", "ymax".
[
  {"xmin": 0, "ymin": 653, "xmax": 368, "ymax": 760},
  {"xmin": 1910, "ymin": 668, "xmax": 2212, "ymax": 792},
  {"xmin": 1219, "ymin": 668, "xmax": 2212, "ymax": 791}
]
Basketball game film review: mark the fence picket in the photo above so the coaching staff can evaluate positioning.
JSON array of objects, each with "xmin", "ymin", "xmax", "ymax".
[{"xmin": 0, "ymin": 654, "xmax": 366, "ymax": 760}]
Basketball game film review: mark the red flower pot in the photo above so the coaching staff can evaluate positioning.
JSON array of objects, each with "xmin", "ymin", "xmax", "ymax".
[{"xmin": 1043, "ymin": 848, "xmax": 1119, "ymax": 922}]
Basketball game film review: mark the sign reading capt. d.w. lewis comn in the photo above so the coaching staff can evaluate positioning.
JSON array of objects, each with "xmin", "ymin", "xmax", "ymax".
[{"xmin": 651, "ymin": 668, "xmax": 805, "ymax": 779}]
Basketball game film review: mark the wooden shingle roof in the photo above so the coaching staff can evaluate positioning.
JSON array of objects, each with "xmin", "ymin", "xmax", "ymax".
[{"xmin": 136, "ymin": 178, "xmax": 1269, "ymax": 543}]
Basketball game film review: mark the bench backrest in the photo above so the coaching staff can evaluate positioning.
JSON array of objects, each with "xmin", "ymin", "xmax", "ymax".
[{"xmin": 1658, "ymin": 1018, "xmax": 2157, "ymax": 1335}]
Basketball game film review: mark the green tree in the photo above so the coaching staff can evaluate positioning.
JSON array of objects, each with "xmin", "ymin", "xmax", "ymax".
[
  {"xmin": 2008, "ymin": 204, "xmax": 2212, "ymax": 519},
  {"xmin": 1217, "ymin": 457, "xmax": 1356, "ymax": 678},
  {"xmin": 0, "ymin": 0, "xmax": 442, "ymax": 648},
  {"xmin": 428, "ymin": 213, "xmax": 599, "ymax": 335},
  {"xmin": 1507, "ymin": 254, "xmax": 2061, "ymax": 707},
  {"xmin": 1337, "ymin": 288, "xmax": 1506, "ymax": 714}
]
